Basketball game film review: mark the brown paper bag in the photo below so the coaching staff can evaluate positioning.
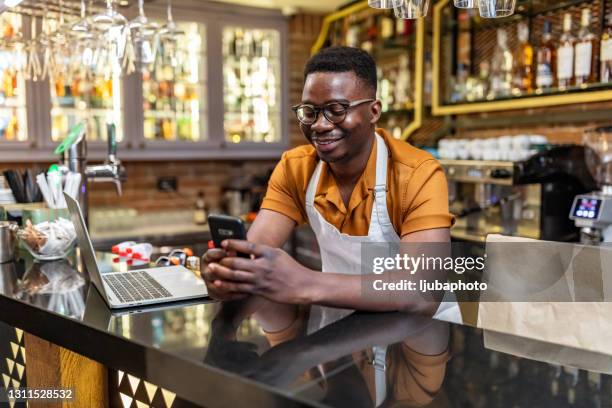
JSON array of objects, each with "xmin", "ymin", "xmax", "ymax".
[{"xmin": 477, "ymin": 234, "xmax": 612, "ymax": 357}]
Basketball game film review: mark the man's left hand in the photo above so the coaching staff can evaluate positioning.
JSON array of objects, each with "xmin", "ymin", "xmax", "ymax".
[{"xmin": 207, "ymin": 240, "xmax": 318, "ymax": 305}]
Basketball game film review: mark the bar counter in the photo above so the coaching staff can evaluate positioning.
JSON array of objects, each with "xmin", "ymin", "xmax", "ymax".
[{"xmin": 0, "ymin": 251, "xmax": 611, "ymax": 407}]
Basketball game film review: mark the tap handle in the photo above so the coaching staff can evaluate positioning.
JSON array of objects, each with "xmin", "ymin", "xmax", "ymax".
[{"xmin": 107, "ymin": 123, "xmax": 117, "ymax": 160}]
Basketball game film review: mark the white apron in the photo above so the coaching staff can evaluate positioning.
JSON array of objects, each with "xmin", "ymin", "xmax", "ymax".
[{"xmin": 305, "ymin": 133, "xmax": 461, "ymax": 406}]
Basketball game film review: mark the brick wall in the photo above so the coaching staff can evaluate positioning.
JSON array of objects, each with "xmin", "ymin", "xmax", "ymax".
[
  {"xmin": 0, "ymin": 160, "xmax": 277, "ymax": 213},
  {"xmin": 288, "ymin": 13, "xmax": 325, "ymax": 147}
]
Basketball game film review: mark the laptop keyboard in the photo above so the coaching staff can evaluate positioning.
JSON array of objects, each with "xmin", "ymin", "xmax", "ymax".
[{"xmin": 104, "ymin": 271, "xmax": 172, "ymax": 303}]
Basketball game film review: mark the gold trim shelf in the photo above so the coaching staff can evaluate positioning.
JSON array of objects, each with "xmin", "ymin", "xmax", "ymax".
[{"xmin": 432, "ymin": 0, "xmax": 612, "ymax": 116}]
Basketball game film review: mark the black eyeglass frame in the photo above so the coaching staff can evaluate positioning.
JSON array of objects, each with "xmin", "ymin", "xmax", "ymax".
[{"xmin": 291, "ymin": 99, "xmax": 375, "ymax": 125}]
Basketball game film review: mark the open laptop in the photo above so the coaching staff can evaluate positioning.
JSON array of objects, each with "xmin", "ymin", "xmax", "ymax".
[{"xmin": 65, "ymin": 193, "xmax": 208, "ymax": 309}]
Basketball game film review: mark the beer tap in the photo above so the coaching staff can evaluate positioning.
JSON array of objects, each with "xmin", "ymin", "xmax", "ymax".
[{"xmin": 58, "ymin": 122, "xmax": 126, "ymax": 225}]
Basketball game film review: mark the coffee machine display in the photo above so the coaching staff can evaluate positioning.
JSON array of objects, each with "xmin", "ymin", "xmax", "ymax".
[
  {"xmin": 570, "ymin": 126, "xmax": 612, "ymax": 245},
  {"xmin": 442, "ymin": 145, "xmax": 596, "ymax": 243}
]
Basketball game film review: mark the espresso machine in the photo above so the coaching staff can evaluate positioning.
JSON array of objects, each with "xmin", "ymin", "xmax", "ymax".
[
  {"xmin": 569, "ymin": 126, "xmax": 612, "ymax": 245},
  {"xmin": 442, "ymin": 145, "xmax": 596, "ymax": 243}
]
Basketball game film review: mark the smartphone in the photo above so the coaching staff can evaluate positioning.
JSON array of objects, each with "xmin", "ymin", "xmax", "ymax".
[{"xmin": 208, "ymin": 214, "xmax": 249, "ymax": 258}]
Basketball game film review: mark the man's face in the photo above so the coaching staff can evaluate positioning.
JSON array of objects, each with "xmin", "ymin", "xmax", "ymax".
[{"xmin": 300, "ymin": 71, "xmax": 381, "ymax": 164}]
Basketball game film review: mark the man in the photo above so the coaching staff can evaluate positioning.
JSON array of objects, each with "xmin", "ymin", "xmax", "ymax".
[{"xmin": 203, "ymin": 46, "xmax": 455, "ymax": 333}]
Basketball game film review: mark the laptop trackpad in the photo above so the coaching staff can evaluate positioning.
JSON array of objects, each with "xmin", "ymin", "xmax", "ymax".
[{"xmin": 147, "ymin": 266, "xmax": 206, "ymax": 296}]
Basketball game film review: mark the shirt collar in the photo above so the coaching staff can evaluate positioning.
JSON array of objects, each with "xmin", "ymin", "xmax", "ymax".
[{"xmin": 316, "ymin": 130, "xmax": 384, "ymax": 213}]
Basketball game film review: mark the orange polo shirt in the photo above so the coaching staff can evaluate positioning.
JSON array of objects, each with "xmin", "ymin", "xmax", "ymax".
[{"xmin": 261, "ymin": 128, "xmax": 454, "ymax": 237}]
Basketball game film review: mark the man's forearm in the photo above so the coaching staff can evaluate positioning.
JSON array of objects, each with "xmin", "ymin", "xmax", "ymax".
[{"xmin": 307, "ymin": 272, "xmax": 437, "ymax": 314}]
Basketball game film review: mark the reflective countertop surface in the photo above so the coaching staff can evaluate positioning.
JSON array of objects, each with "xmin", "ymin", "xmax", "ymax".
[{"xmin": 1, "ymin": 251, "xmax": 612, "ymax": 407}]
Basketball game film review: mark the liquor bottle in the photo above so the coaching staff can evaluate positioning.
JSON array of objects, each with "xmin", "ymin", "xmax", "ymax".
[
  {"xmin": 379, "ymin": 72, "xmax": 391, "ymax": 112},
  {"xmin": 345, "ymin": 22, "xmax": 359, "ymax": 48},
  {"xmin": 574, "ymin": 8, "xmax": 597, "ymax": 86},
  {"xmin": 394, "ymin": 55, "xmax": 411, "ymax": 109},
  {"xmin": 457, "ymin": 10, "xmax": 472, "ymax": 74},
  {"xmin": 512, "ymin": 21, "xmax": 534, "ymax": 94},
  {"xmin": 361, "ymin": 16, "xmax": 377, "ymax": 53},
  {"xmin": 193, "ymin": 191, "xmax": 207, "ymax": 225},
  {"xmin": 488, "ymin": 28, "xmax": 513, "ymax": 98},
  {"xmin": 5, "ymin": 108, "xmax": 18, "ymax": 141},
  {"xmin": 2, "ymin": 68, "xmax": 16, "ymax": 98},
  {"xmin": 536, "ymin": 21, "xmax": 556, "ymax": 91},
  {"xmin": 380, "ymin": 13, "xmax": 394, "ymax": 40},
  {"xmin": 557, "ymin": 13, "xmax": 575, "ymax": 89},
  {"xmin": 600, "ymin": 13, "xmax": 612, "ymax": 83}
]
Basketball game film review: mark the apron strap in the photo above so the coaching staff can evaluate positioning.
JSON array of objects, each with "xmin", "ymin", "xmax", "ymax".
[
  {"xmin": 372, "ymin": 345, "xmax": 388, "ymax": 406},
  {"xmin": 305, "ymin": 159, "xmax": 324, "ymax": 208},
  {"xmin": 372, "ymin": 133, "xmax": 393, "ymax": 229}
]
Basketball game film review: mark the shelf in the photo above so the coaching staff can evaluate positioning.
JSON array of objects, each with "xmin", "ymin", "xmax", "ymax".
[
  {"xmin": 51, "ymin": 107, "xmax": 118, "ymax": 116},
  {"xmin": 445, "ymin": 82, "xmax": 612, "ymax": 106},
  {"xmin": 144, "ymin": 110, "xmax": 202, "ymax": 119},
  {"xmin": 0, "ymin": 98, "xmax": 25, "ymax": 108},
  {"xmin": 432, "ymin": 0, "xmax": 612, "ymax": 116},
  {"xmin": 223, "ymin": 53, "xmax": 281, "ymax": 60}
]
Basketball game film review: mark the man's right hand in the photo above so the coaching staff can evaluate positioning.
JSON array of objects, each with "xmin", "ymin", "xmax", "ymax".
[{"xmin": 201, "ymin": 248, "xmax": 249, "ymax": 301}]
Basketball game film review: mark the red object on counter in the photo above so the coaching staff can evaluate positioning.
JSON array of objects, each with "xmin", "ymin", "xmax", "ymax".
[{"xmin": 208, "ymin": 240, "xmax": 215, "ymax": 249}]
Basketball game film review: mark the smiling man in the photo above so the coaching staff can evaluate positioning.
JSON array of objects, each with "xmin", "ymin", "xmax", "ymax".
[{"xmin": 202, "ymin": 46, "xmax": 455, "ymax": 332}]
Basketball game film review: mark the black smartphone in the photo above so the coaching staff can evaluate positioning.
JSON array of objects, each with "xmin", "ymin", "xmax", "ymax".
[{"xmin": 208, "ymin": 214, "xmax": 250, "ymax": 258}]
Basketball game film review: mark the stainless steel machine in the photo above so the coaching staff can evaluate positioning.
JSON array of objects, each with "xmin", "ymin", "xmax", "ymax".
[
  {"xmin": 441, "ymin": 145, "xmax": 596, "ymax": 243},
  {"xmin": 569, "ymin": 126, "xmax": 612, "ymax": 245}
]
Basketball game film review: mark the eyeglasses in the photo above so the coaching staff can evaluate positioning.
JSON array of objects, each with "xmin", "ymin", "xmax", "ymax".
[{"xmin": 292, "ymin": 99, "xmax": 375, "ymax": 126}]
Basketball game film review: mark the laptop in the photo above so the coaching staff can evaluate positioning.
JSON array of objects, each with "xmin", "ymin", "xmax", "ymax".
[{"xmin": 65, "ymin": 193, "xmax": 208, "ymax": 309}]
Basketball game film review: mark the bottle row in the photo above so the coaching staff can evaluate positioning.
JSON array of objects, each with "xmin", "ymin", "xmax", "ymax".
[
  {"xmin": 452, "ymin": 8, "xmax": 612, "ymax": 103},
  {"xmin": 328, "ymin": 12, "xmax": 416, "ymax": 53}
]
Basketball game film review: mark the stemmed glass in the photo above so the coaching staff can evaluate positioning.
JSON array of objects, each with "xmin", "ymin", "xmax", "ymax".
[
  {"xmin": 25, "ymin": 17, "xmax": 42, "ymax": 81},
  {"xmin": 477, "ymin": 0, "xmax": 516, "ymax": 18},
  {"xmin": 1, "ymin": 13, "xmax": 27, "ymax": 75},
  {"xmin": 70, "ymin": 0, "xmax": 97, "ymax": 77},
  {"xmin": 40, "ymin": 11, "xmax": 59, "ymax": 81},
  {"xmin": 454, "ymin": 0, "xmax": 475, "ymax": 8},
  {"xmin": 91, "ymin": 0, "xmax": 127, "ymax": 32},
  {"xmin": 128, "ymin": 0, "xmax": 160, "ymax": 69},
  {"xmin": 158, "ymin": 0, "xmax": 185, "ymax": 67},
  {"xmin": 90, "ymin": 0, "xmax": 128, "ymax": 79},
  {"xmin": 393, "ymin": 0, "xmax": 430, "ymax": 19},
  {"xmin": 71, "ymin": 0, "xmax": 94, "ymax": 36}
]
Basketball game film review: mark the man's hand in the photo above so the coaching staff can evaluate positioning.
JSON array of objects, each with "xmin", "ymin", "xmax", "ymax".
[
  {"xmin": 201, "ymin": 248, "xmax": 249, "ymax": 301},
  {"xmin": 207, "ymin": 239, "xmax": 318, "ymax": 305}
]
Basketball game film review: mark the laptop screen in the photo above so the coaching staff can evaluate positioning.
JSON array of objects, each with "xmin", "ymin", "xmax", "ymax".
[{"xmin": 64, "ymin": 193, "xmax": 108, "ymax": 299}]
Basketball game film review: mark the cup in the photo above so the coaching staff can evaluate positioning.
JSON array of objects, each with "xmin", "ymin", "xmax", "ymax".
[
  {"xmin": 393, "ymin": 0, "xmax": 429, "ymax": 19},
  {"xmin": 0, "ymin": 221, "xmax": 18, "ymax": 263},
  {"xmin": 369, "ymin": 0, "xmax": 395, "ymax": 9},
  {"xmin": 477, "ymin": 0, "xmax": 516, "ymax": 18},
  {"xmin": 454, "ymin": 0, "xmax": 475, "ymax": 8}
]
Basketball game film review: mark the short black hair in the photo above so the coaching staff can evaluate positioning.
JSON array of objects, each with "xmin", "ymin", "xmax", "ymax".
[{"xmin": 304, "ymin": 46, "xmax": 377, "ymax": 95}]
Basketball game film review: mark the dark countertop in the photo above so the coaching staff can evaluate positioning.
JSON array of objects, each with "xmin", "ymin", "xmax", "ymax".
[{"xmin": 1, "ymin": 252, "xmax": 612, "ymax": 407}]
